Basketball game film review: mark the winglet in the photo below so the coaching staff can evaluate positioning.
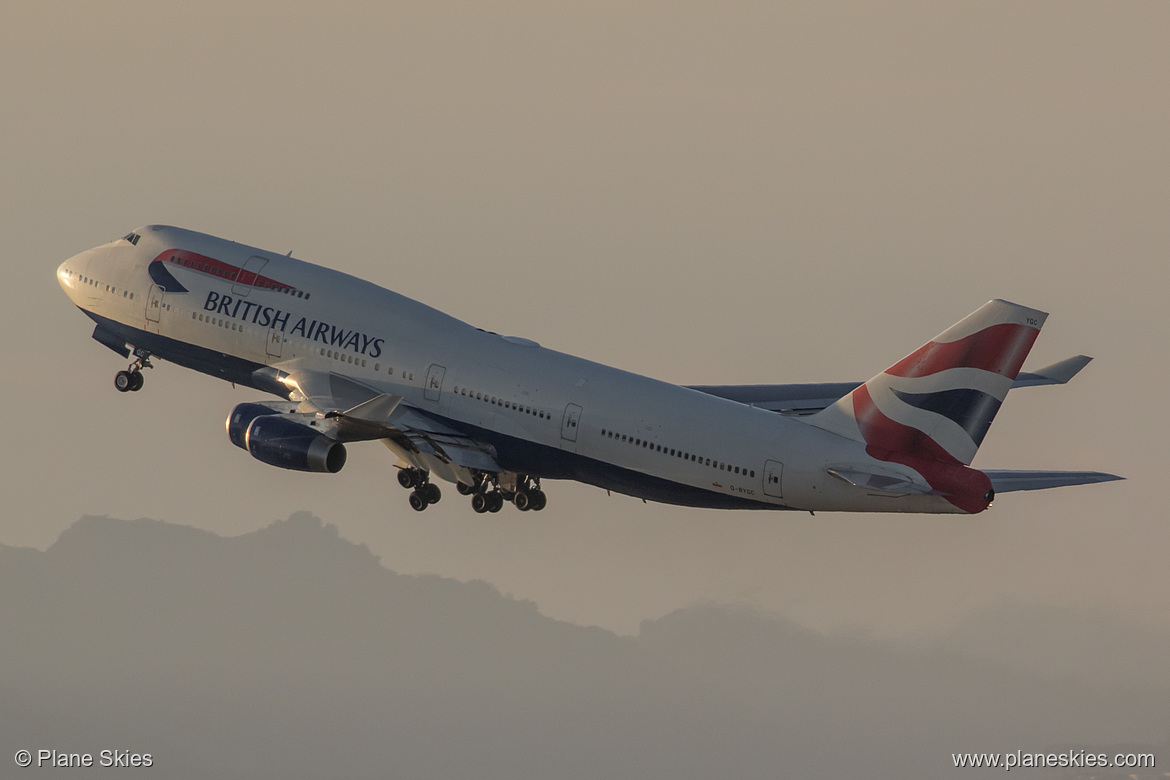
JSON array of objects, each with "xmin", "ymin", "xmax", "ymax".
[{"xmin": 1012, "ymin": 355, "xmax": 1092, "ymax": 388}]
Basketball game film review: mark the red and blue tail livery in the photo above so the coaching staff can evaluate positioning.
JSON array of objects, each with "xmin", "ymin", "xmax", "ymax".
[
  {"xmin": 809, "ymin": 300, "xmax": 1115, "ymax": 513},
  {"xmin": 58, "ymin": 226, "xmax": 1122, "ymax": 515},
  {"xmin": 813, "ymin": 300, "xmax": 1043, "ymax": 464}
]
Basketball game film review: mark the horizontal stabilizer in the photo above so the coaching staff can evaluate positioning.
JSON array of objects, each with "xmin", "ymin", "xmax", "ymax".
[
  {"xmin": 985, "ymin": 470, "xmax": 1124, "ymax": 493},
  {"xmin": 687, "ymin": 355, "xmax": 1093, "ymax": 414},
  {"xmin": 1012, "ymin": 355, "xmax": 1092, "ymax": 387}
]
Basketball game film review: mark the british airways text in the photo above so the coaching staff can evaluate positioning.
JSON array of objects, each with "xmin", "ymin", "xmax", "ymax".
[{"xmin": 203, "ymin": 291, "xmax": 384, "ymax": 357}]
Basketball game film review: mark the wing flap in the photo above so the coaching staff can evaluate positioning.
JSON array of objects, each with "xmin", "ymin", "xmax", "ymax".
[{"xmin": 387, "ymin": 407, "xmax": 502, "ymax": 473}]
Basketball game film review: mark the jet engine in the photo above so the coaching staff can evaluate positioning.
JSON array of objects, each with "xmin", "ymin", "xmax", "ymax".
[
  {"xmin": 226, "ymin": 403, "xmax": 346, "ymax": 473},
  {"xmin": 226, "ymin": 402, "xmax": 295, "ymax": 449}
]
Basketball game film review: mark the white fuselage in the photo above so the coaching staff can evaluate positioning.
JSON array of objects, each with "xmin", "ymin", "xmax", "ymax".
[{"xmin": 57, "ymin": 225, "xmax": 967, "ymax": 513}]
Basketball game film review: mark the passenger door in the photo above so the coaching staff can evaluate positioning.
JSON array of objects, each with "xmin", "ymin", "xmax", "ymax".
[
  {"xmin": 763, "ymin": 460, "xmax": 784, "ymax": 498},
  {"xmin": 145, "ymin": 284, "xmax": 164, "ymax": 332},
  {"xmin": 425, "ymin": 364, "xmax": 446, "ymax": 402},
  {"xmin": 266, "ymin": 328, "xmax": 284, "ymax": 361},
  {"xmin": 561, "ymin": 403, "xmax": 583, "ymax": 444}
]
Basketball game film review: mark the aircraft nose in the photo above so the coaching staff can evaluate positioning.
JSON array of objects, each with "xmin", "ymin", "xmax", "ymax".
[
  {"xmin": 57, "ymin": 258, "xmax": 75, "ymax": 294},
  {"xmin": 57, "ymin": 248, "xmax": 96, "ymax": 301}
]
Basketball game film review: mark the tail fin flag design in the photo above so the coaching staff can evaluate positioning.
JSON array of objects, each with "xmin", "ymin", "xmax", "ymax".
[{"xmin": 810, "ymin": 300, "xmax": 1047, "ymax": 467}]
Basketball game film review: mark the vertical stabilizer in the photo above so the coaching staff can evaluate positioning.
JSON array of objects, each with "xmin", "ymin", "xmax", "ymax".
[{"xmin": 808, "ymin": 300, "xmax": 1047, "ymax": 466}]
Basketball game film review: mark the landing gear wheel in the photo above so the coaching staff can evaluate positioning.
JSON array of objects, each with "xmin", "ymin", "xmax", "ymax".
[
  {"xmin": 529, "ymin": 489, "xmax": 547, "ymax": 512},
  {"xmin": 488, "ymin": 493, "xmax": 504, "ymax": 513},
  {"xmin": 408, "ymin": 491, "xmax": 429, "ymax": 512},
  {"xmin": 422, "ymin": 483, "xmax": 442, "ymax": 504},
  {"xmin": 514, "ymin": 490, "xmax": 532, "ymax": 512},
  {"xmin": 116, "ymin": 349, "xmax": 155, "ymax": 393},
  {"xmin": 456, "ymin": 482, "xmax": 476, "ymax": 496},
  {"xmin": 397, "ymin": 468, "xmax": 420, "ymax": 489},
  {"xmin": 472, "ymin": 493, "xmax": 490, "ymax": 514}
]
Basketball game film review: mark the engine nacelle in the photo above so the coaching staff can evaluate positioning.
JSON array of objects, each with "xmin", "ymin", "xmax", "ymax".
[
  {"xmin": 243, "ymin": 415, "xmax": 347, "ymax": 473},
  {"xmin": 227, "ymin": 402, "xmax": 291, "ymax": 450}
]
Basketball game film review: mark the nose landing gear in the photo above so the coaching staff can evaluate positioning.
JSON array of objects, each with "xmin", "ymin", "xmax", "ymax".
[
  {"xmin": 114, "ymin": 370, "xmax": 142, "ymax": 392},
  {"xmin": 114, "ymin": 349, "xmax": 153, "ymax": 393}
]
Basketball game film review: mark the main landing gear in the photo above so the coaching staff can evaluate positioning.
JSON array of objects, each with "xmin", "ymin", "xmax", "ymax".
[
  {"xmin": 394, "ymin": 468, "xmax": 548, "ymax": 514},
  {"xmin": 397, "ymin": 467, "xmax": 442, "ymax": 512},
  {"xmin": 471, "ymin": 489, "xmax": 505, "ymax": 514},
  {"xmin": 512, "ymin": 482, "xmax": 548, "ymax": 512},
  {"xmin": 114, "ymin": 349, "xmax": 153, "ymax": 393},
  {"xmin": 470, "ymin": 473, "xmax": 547, "ymax": 514}
]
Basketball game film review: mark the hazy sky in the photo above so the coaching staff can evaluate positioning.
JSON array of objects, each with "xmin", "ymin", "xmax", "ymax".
[{"xmin": 3, "ymin": 1, "xmax": 1165, "ymax": 635}]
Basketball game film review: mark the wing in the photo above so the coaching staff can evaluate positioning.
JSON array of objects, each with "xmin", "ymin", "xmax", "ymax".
[
  {"xmin": 685, "ymin": 382, "xmax": 860, "ymax": 415},
  {"xmin": 271, "ymin": 364, "xmax": 502, "ymax": 484},
  {"xmin": 686, "ymin": 355, "xmax": 1093, "ymax": 415}
]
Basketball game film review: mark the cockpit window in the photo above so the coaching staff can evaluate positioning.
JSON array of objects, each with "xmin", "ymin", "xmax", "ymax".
[{"xmin": 122, "ymin": 232, "xmax": 141, "ymax": 245}]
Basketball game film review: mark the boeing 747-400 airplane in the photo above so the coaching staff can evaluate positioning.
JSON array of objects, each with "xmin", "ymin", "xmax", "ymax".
[{"xmin": 57, "ymin": 226, "xmax": 1121, "ymax": 514}]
